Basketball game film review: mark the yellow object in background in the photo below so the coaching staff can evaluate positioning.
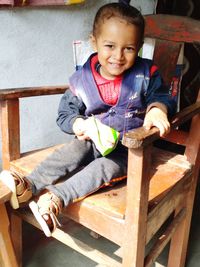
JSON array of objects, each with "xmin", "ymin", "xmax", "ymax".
[{"xmin": 65, "ymin": 0, "xmax": 85, "ymax": 5}]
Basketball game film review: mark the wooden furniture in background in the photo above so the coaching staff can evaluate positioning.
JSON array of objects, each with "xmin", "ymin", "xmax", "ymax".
[{"xmin": 0, "ymin": 14, "xmax": 200, "ymax": 267}]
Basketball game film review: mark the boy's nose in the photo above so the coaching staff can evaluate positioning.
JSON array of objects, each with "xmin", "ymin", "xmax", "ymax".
[{"xmin": 113, "ymin": 48, "xmax": 124, "ymax": 60}]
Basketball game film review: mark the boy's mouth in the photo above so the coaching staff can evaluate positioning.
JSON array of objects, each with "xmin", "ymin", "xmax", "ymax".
[{"xmin": 109, "ymin": 62, "xmax": 124, "ymax": 69}]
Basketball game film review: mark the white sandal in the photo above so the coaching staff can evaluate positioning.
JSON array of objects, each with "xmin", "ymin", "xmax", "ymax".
[
  {"xmin": 29, "ymin": 192, "xmax": 62, "ymax": 237},
  {"xmin": 0, "ymin": 170, "xmax": 32, "ymax": 209}
]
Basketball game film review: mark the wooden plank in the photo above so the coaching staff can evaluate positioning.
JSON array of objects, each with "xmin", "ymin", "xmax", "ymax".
[
  {"xmin": 0, "ymin": 204, "xmax": 18, "ymax": 267},
  {"xmin": 52, "ymin": 228, "xmax": 121, "ymax": 267},
  {"xmin": 167, "ymin": 170, "xmax": 199, "ymax": 267},
  {"xmin": 0, "ymin": 99, "xmax": 20, "ymax": 169},
  {"xmin": 171, "ymin": 101, "xmax": 200, "ymax": 130},
  {"xmin": 145, "ymin": 15, "xmax": 200, "ymax": 43},
  {"xmin": 184, "ymin": 92, "xmax": 200, "ymax": 165},
  {"xmin": 10, "ymin": 212, "xmax": 22, "ymax": 267},
  {"xmin": 153, "ymin": 40, "xmax": 181, "ymax": 85},
  {"xmin": 122, "ymin": 146, "xmax": 151, "ymax": 267},
  {"xmin": 65, "ymin": 200, "xmax": 125, "ymax": 246},
  {"xmin": 146, "ymin": 170, "xmax": 191, "ymax": 244},
  {"xmin": 145, "ymin": 209, "xmax": 186, "ymax": 267},
  {"xmin": 17, "ymin": 210, "xmax": 121, "ymax": 267},
  {"xmin": 163, "ymin": 129, "xmax": 188, "ymax": 146},
  {"xmin": 0, "ymin": 85, "xmax": 68, "ymax": 100}
]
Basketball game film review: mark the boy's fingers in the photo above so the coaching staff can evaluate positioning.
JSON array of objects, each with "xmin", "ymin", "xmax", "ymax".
[
  {"xmin": 143, "ymin": 119, "xmax": 153, "ymax": 130},
  {"xmin": 155, "ymin": 121, "xmax": 170, "ymax": 137}
]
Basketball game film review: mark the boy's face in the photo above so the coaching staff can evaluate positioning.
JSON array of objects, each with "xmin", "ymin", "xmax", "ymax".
[{"xmin": 91, "ymin": 17, "xmax": 141, "ymax": 80}]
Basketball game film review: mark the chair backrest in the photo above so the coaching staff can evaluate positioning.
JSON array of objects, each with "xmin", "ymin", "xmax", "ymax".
[{"xmin": 144, "ymin": 15, "xmax": 200, "ymax": 166}]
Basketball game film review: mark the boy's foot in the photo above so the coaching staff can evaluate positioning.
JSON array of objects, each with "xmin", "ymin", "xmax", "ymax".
[
  {"xmin": 0, "ymin": 170, "xmax": 32, "ymax": 209},
  {"xmin": 29, "ymin": 192, "xmax": 63, "ymax": 237}
]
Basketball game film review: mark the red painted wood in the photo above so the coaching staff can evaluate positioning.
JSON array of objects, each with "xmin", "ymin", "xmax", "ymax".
[{"xmin": 145, "ymin": 15, "xmax": 200, "ymax": 43}]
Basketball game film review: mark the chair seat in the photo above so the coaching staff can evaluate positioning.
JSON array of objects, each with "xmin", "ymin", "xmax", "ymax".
[{"xmin": 11, "ymin": 144, "xmax": 191, "ymax": 220}]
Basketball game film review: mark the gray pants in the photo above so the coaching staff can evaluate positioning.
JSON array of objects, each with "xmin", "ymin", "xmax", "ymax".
[{"xmin": 27, "ymin": 138, "xmax": 128, "ymax": 207}]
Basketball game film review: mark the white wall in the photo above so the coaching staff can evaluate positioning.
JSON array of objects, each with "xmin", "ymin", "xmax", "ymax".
[{"xmin": 0, "ymin": 0, "xmax": 156, "ymax": 166}]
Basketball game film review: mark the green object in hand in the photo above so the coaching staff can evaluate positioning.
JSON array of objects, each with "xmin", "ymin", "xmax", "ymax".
[{"xmin": 88, "ymin": 116, "xmax": 120, "ymax": 156}]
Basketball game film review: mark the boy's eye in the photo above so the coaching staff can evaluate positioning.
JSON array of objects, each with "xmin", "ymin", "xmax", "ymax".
[
  {"xmin": 125, "ymin": 47, "xmax": 135, "ymax": 52},
  {"xmin": 104, "ymin": 44, "xmax": 114, "ymax": 49}
]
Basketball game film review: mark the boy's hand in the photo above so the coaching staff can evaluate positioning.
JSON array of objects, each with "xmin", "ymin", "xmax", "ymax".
[
  {"xmin": 143, "ymin": 107, "xmax": 170, "ymax": 137},
  {"xmin": 73, "ymin": 118, "xmax": 91, "ymax": 140}
]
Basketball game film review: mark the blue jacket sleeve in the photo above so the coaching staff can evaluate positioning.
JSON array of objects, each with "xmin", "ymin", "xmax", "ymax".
[
  {"xmin": 146, "ymin": 68, "xmax": 177, "ymax": 117},
  {"xmin": 56, "ymin": 89, "xmax": 86, "ymax": 134}
]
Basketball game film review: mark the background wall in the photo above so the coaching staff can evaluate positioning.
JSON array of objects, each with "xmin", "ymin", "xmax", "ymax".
[{"xmin": 0, "ymin": 0, "xmax": 156, "ymax": 166}]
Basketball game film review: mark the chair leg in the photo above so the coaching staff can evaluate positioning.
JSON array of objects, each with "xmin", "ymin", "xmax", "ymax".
[
  {"xmin": 10, "ymin": 210, "xmax": 22, "ymax": 267},
  {"xmin": 0, "ymin": 203, "xmax": 19, "ymax": 267},
  {"xmin": 168, "ymin": 179, "xmax": 197, "ymax": 267}
]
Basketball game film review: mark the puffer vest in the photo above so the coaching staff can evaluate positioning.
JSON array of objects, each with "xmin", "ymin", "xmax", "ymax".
[{"xmin": 69, "ymin": 54, "xmax": 152, "ymax": 138}]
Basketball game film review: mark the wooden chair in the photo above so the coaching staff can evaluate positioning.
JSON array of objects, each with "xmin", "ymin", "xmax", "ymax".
[
  {"xmin": 0, "ymin": 14, "xmax": 200, "ymax": 267},
  {"xmin": 0, "ymin": 181, "xmax": 18, "ymax": 267}
]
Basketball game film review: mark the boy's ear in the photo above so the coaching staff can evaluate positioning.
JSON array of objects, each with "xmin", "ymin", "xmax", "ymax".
[{"xmin": 90, "ymin": 34, "xmax": 97, "ymax": 52}]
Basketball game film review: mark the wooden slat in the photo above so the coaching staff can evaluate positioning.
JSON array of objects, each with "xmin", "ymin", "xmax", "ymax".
[
  {"xmin": 122, "ymin": 146, "xmax": 151, "ymax": 267},
  {"xmin": 0, "ymin": 85, "xmax": 68, "ymax": 100},
  {"xmin": 153, "ymin": 40, "xmax": 181, "ymax": 84},
  {"xmin": 10, "ymin": 212, "xmax": 22, "ymax": 267},
  {"xmin": 0, "ymin": 99, "xmax": 20, "ymax": 169},
  {"xmin": 145, "ymin": 209, "xmax": 186, "ymax": 267},
  {"xmin": 163, "ymin": 129, "xmax": 188, "ymax": 146},
  {"xmin": 17, "ymin": 209, "xmax": 121, "ymax": 267},
  {"xmin": 146, "ymin": 170, "xmax": 191, "ymax": 244},
  {"xmin": 184, "ymin": 93, "xmax": 200, "ymax": 165},
  {"xmin": 0, "ymin": 204, "xmax": 18, "ymax": 267},
  {"xmin": 171, "ymin": 101, "xmax": 200, "ymax": 129},
  {"xmin": 145, "ymin": 15, "xmax": 200, "ymax": 43},
  {"xmin": 65, "ymin": 200, "xmax": 125, "ymax": 246}
]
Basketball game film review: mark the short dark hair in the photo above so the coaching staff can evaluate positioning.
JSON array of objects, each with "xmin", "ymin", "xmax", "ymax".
[{"xmin": 92, "ymin": 2, "xmax": 145, "ymax": 45}]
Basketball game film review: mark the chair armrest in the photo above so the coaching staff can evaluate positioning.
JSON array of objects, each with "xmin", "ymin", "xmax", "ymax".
[
  {"xmin": 0, "ymin": 85, "xmax": 69, "ymax": 100},
  {"xmin": 122, "ymin": 101, "xmax": 200, "ymax": 149},
  {"xmin": 0, "ymin": 180, "xmax": 12, "ymax": 204}
]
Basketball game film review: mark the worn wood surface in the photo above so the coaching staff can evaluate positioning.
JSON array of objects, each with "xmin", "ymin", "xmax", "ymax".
[
  {"xmin": 122, "ymin": 146, "xmax": 151, "ymax": 267},
  {"xmin": 163, "ymin": 129, "xmax": 188, "ymax": 146},
  {"xmin": 145, "ymin": 15, "xmax": 200, "ymax": 43},
  {"xmin": 0, "ymin": 204, "xmax": 18, "ymax": 267},
  {"xmin": 0, "ymin": 85, "xmax": 68, "ymax": 100},
  {"xmin": 145, "ymin": 209, "xmax": 186, "ymax": 267},
  {"xmin": 153, "ymin": 40, "xmax": 181, "ymax": 85},
  {"xmin": 10, "ymin": 212, "xmax": 22, "ymax": 267},
  {"xmin": 0, "ymin": 99, "xmax": 20, "ymax": 169}
]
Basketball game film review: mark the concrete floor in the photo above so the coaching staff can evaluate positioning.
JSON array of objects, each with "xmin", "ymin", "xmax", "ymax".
[{"xmin": 23, "ymin": 185, "xmax": 200, "ymax": 267}]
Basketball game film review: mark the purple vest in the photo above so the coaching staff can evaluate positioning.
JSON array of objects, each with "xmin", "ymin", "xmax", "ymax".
[{"xmin": 69, "ymin": 54, "xmax": 152, "ymax": 138}]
